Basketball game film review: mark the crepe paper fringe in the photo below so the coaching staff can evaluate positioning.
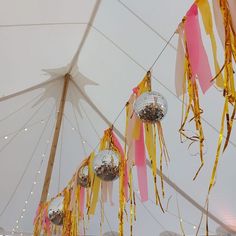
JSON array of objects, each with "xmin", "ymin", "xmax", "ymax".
[
  {"xmin": 208, "ymin": 0, "xmax": 236, "ymax": 193},
  {"xmin": 125, "ymin": 71, "xmax": 169, "ymax": 213}
]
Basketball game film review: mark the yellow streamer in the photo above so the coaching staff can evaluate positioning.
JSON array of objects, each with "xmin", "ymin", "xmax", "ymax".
[{"xmin": 197, "ymin": 0, "xmax": 224, "ymax": 88}]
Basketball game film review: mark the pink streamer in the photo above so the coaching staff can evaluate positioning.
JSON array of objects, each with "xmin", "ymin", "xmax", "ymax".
[
  {"xmin": 185, "ymin": 3, "xmax": 212, "ymax": 93},
  {"xmin": 228, "ymin": 0, "xmax": 236, "ymax": 33},
  {"xmin": 175, "ymin": 23, "xmax": 186, "ymax": 96},
  {"xmin": 79, "ymin": 187, "xmax": 85, "ymax": 217},
  {"xmin": 212, "ymin": 0, "xmax": 225, "ymax": 46},
  {"xmin": 135, "ymin": 125, "xmax": 148, "ymax": 202},
  {"xmin": 111, "ymin": 131, "xmax": 129, "ymax": 200}
]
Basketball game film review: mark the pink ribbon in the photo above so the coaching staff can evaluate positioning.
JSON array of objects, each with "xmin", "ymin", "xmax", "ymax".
[
  {"xmin": 111, "ymin": 131, "xmax": 129, "ymax": 200},
  {"xmin": 135, "ymin": 125, "xmax": 148, "ymax": 202},
  {"xmin": 79, "ymin": 187, "xmax": 85, "ymax": 217},
  {"xmin": 185, "ymin": 3, "xmax": 212, "ymax": 93}
]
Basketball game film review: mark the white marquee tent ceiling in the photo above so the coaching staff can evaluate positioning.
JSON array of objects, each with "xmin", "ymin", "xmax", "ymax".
[{"xmin": 0, "ymin": 0, "xmax": 235, "ymax": 235}]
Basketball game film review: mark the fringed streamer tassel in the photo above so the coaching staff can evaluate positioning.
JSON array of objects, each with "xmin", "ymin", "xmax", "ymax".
[
  {"xmin": 62, "ymin": 189, "xmax": 72, "ymax": 236},
  {"xmin": 208, "ymin": 0, "xmax": 236, "ymax": 193},
  {"xmin": 87, "ymin": 128, "xmax": 128, "ymax": 236},
  {"xmin": 111, "ymin": 129, "xmax": 128, "ymax": 236},
  {"xmin": 125, "ymin": 94, "xmax": 148, "ymax": 202},
  {"xmin": 126, "ymin": 71, "xmax": 169, "ymax": 211},
  {"xmin": 179, "ymin": 55, "xmax": 205, "ymax": 180},
  {"xmin": 128, "ymin": 168, "xmax": 135, "ymax": 236},
  {"xmin": 177, "ymin": 4, "xmax": 210, "ymax": 179},
  {"xmin": 156, "ymin": 122, "xmax": 170, "ymax": 196},
  {"xmin": 33, "ymin": 203, "xmax": 44, "ymax": 236},
  {"xmin": 145, "ymin": 123, "xmax": 163, "ymax": 211},
  {"xmin": 118, "ymin": 152, "xmax": 125, "ymax": 236}
]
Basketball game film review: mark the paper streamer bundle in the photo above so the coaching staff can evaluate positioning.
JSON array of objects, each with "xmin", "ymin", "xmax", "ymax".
[
  {"xmin": 125, "ymin": 71, "xmax": 169, "ymax": 213},
  {"xmin": 208, "ymin": 0, "xmax": 236, "ymax": 193},
  {"xmin": 176, "ymin": 2, "xmax": 214, "ymax": 180},
  {"xmin": 88, "ymin": 128, "xmax": 128, "ymax": 236},
  {"xmin": 33, "ymin": 156, "xmax": 93, "ymax": 236}
]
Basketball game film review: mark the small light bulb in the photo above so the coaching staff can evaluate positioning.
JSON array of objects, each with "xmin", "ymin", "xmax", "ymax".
[
  {"xmin": 42, "ymin": 153, "xmax": 46, "ymax": 157},
  {"xmin": 16, "ymin": 220, "xmax": 18, "ymax": 223},
  {"xmin": 193, "ymin": 225, "xmax": 196, "ymax": 229},
  {"xmin": 72, "ymin": 127, "xmax": 75, "ymax": 131},
  {"xmin": 16, "ymin": 225, "xmax": 19, "ymax": 229},
  {"xmin": 37, "ymin": 170, "xmax": 41, "ymax": 174},
  {"xmin": 33, "ymin": 181, "xmax": 37, "ymax": 185},
  {"xmin": 21, "ymin": 215, "xmax": 23, "ymax": 219},
  {"xmin": 180, "ymin": 218, "xmax": 183, "ymax": 222},
  {"xmin": 25, "ymin": 200, "xmax": 28, "ymax": 204},
  {"xmin": 24, "ymin": 128, "xmax": 28, "ymax": 131},
  {"xmin": 22, "ymin": 208, "xmax": 26, "ymax": 212},
  {"xmin": 4, "ymin": 136, "xmax": 8, "ymax": 139},
  {"xmin": 82, "ymin": 140, "xmax": 86, "ymax": 144},
  {"xmin": 30, "ymin": 191, "xmax": 34, "ymax": 195}
]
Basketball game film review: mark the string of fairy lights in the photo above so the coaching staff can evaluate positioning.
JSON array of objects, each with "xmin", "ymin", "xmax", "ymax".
[
  {"xmin": 5, "ymin": 89, "xmax": 213, "ymax": 235},
  {"xmin": 9, "ymin": 92, "xmax": 94, "ymax": 235},
  {"xmin": 11, "ymin": 104, "xmax": 57, "ymax": 235}
]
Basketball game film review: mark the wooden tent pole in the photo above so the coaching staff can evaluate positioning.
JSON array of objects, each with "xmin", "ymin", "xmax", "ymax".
[{"xmin": 40, "ymin": 74, "xmax": 70, "ymax": 203}]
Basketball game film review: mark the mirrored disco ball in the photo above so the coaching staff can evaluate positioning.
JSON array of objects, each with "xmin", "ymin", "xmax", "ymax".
[
  {"xmin": 134, "ymin": 91, "xmax": 168, "ymax": 123},
  {"xmin": 77, "ymin": 165, "xmax": 90, "ymax": 188},
  {"xmin": 93, "ymin": 149, "xmax": 119, "ymax": 181},
  {"xmin": 48, "ymin": 196, "xmax": 64, "ymax": 226}
]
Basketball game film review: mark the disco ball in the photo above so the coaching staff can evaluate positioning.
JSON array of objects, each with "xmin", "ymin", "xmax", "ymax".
[
  {"xmin": 48, "ymin": 196, "xmax": 64, "ymax": 226},
  {"xmin": 77, "ymin": 164, "xmax": 90, "ymax": 188},
  {"xmin": 93, "ymin": 149, "xmax": 119, "ymax": 181},
  {"xmin": 134, "ymin": 91, "xmax": 168, "ymax": 123}
]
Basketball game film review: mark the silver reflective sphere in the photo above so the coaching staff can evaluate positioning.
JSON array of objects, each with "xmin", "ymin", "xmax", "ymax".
[
  {"xmin": 134, "ymin": 91, "xmax": 168, "ymax": 123},
  {"xmin": 93, "ymin": 149, "xmax": 119, "ymax": 181},
  {"xmin": 77, "ymin": 165, "xmax": 90, "ymax": 188},
  {"xmin": 48, "ymin": 196, "xmax": 64, "ymax": 226}
]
